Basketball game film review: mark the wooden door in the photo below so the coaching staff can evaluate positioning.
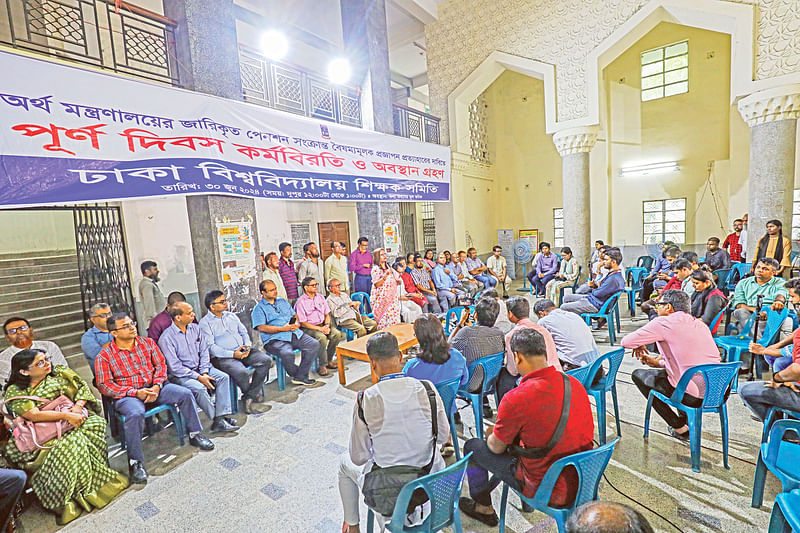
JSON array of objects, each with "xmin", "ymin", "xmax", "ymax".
[{"xmin": 318, "ymin": 222, "xmax": 351, "ymax": 261}]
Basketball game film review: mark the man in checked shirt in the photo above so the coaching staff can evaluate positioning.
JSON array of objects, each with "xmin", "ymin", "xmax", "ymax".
[{"xmin": 95, "ymin": 313, "xmax": 214, "ymax": 485}]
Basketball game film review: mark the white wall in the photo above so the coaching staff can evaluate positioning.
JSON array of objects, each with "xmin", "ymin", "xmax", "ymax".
[{"xmin": 0, "ymin": 210, "xmax": 75, "ymax": 254}]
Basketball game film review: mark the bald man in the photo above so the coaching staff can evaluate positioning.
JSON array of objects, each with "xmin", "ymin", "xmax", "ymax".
[{"xmin": 566, "ymin": 501, "xmax": 653, "ymax": 533}]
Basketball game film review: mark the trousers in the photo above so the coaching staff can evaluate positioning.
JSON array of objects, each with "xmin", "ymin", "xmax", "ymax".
[
  {"xmin": 0, "ymin": 469, "xmax": 25, "ymax": 533},
  {"xmin": 560, "ymin": 294, "xmax": 599, "ymax": 315},
  {"xmin": 631, "ymin": 368, "xmax": 702, "ymax": 429},
  {"xmin": 212, "ymin": 349, "xmax": 273, "ymax": 401},
  {"xmin": 422, "ymin": 292, "xmax": 443, "ymax": 314},
  {"xmin": 337, "ymin": 316, "xmax": 378, "ymax": 337},
  {"xmin": 463, "ymin": 438, "xmax": 522, "ymax": 507},
  {"xmin": 265, "ymin": 334, "xmax": 318, "ymax": 379},
  {"xmin": 114, "ymin": 382, "xmax": 203, "ymax": 462},
  {"xmin": 301, "ymin": 326, "xmax": 345, "ymax": 366},
  {"xmin": 437, "ymin": 289, "xmax": 457, "ymax": 311},
  {"xmin": 496, "ymin": 367, "xmax": 519, "ymax": 403},
  {"xmin": 353, "ymin": 274, "xmax": 372, "ymax": 295},
  {"xmin": 739, "ymin": 381, "xmax": 800, "ymax": 421},
  {"xmin": 531, "ymin": 273, "xmax": 555, "ymax": 296},
  {"xmin": 474, "ymin": 274, "xmax": 497, "ymax": 288},
  {"xmin": 171, "ymin": 366, "xmax": 232, "ymax": 421}
]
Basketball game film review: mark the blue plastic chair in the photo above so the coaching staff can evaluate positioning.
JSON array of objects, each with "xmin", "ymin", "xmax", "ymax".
[
  {"xmin": 713, "ymin": 268, "xmax": 732, "ymax": 296},
  {"xmin": 267, "ymin": 349, "xmax": 303, "ymax": 391},
  {"xmin": 727, "ymin": 262, "xmax": 751, "ymax": 292},
  {"xmin": 752, "ymin": 418, "xmax": 800, "ymax": 508},
  {"xmin": 768, "ymin": 489, "xmax": 800, "ymax": 532},
  {"xmin": 498, "ymin": 438, "xmax": 620, "ymax": 533},
  {"xmin": 643, "ymin": 362, "xmax": 740, "ymax": 472},
  {"xmin": 230, "ymin": 365, "xmax": 265, "ymax": 413},
  {"xmin": 434, "ymin": 378, "xmax": 462, "ymax": 460},
  {"xmin": 624, "ymin": 267, "xmax": 648, "ymax": 317},
  {"xmin": 456, "ymin": 351, "xmax": 504, "ymax": 440},
  {"xmin": 445, "ymin": 306, "xmax": 467, "ymax": 335},
  {"xmin": 366, "ymin": 452, "xmax": 471, "ymax": 533},
  {"xmin": 351, "ymin": 292, "xmax": 374, "ymax": 318},
  {"xmin": 581, "ymin": 291, "xmax": 623, "ymax": 345},
  {"xmin": 566, "ymin": 348, "xmax": 624, "ymax": 445},
  {"xmin": 115, "ymin": 402, "xmax": 185, "ymax": 449},
  {"xmin": 715, "ymin": 306, "xmax": 788, "ymax": 391},
  {"xmin": 636, "ymin": 255, "xmax": 654, "ymax": 270},
  {"xmin": 558, "ymin": 266, "xmax": 583, "ymax": 304}
]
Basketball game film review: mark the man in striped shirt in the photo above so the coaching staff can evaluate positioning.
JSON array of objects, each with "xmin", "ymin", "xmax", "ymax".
[
  {"xmin": 95, "ymin": 313, "xmax": 214, "ymax": 484},
  {"xmin": 278, "ymin": 242, "xmax": 300, "ymax": 303}
]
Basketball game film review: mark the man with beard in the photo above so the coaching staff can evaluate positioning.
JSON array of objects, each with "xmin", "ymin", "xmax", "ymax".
[
  {"xmin": 1, "ymin": 317, "xmax": 70, "ymax": 383},
  {"xmin": 138, "ymin": 260, "xmax": 166, "ymax": 325},
  {"xmin": 297, "ymin": 242, "xmax": 326, "ymax": 296}
]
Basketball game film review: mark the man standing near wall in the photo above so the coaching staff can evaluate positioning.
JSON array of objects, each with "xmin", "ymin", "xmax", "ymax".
[
  {"xmin": 278, "ymin": 242, "xmax": 300, "ymax": 304},
  {"xmin": 349, "ymin": 237, "xmax": 373, "ymax": 295},
  {"xmin": 723, "ymin": 219, "xmax": 744, "ymax": 263},
  {"xmin": 297, "ymin": 242, "xmax": 326, "ymax": 296},
  {"xmin": 262, "ymin": 252, "xmax": 287, "ymax": 300},
  {"xmin": 325, "ymin": 241, "xmax": 350, "ymax": 292},
  {"xmin": 138, "ymin": 260, "xmax": 165, "ymax": 326}
]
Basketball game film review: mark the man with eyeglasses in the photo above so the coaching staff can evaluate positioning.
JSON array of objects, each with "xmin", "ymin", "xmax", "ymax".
[
  {"xmin": 199, "ymin": 290, "xmax": 273, "ymax": 414},
  {"xmin": 95, "ymin": 313, "xmax": 214, "ymax": 484},
  {"xmin": 1, "ymin": 316, "xmax": 69, "ymax": 383},
  {"xmin": 295, "ymin": 276, "xmax": 344, "ymax": 377},
  {"xmin": 325, "ymin": 278, "xmax": 377, "ymax": 338},
  {"xmin": 81, "ymin": 302, "xmax": 113, "ymax": 374}
]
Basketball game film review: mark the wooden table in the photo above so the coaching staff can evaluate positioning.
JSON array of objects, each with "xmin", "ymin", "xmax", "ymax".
[{"xmin": 336, "ymin": 323, "xmax": 418, "ymax": 385}]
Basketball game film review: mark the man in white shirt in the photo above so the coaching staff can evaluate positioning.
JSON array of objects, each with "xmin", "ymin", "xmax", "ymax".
[
  {"xmin": 338, "ymin": 332, "xmax": 450, "ymax": 531},
  {"xmin": 739, "ymin": 213, "xmax": 748, "ymax": 262},
  {"xmin": 262, "ymin": 252, "xmax": 287, "ymax": 300},
  {"xmin": 533, "ymin": 299, "xmax": 600, "ymax": 371},
  {"xmin": 325, "ymin": 241, "xmax": 350, "ymax": 292},
  {"xmin": 297, "ymin": 242, "xmax": 326, "ymax": 296},
  {"xmin": 1, "ymin": 317, "xmax": 69, "ymax": 383},
  {"xmin": 487, "ymin": 246, "xmax": 512, "ymax": 298}
]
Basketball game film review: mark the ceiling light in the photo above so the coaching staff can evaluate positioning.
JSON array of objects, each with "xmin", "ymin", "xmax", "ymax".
[
  {"xmin": 327, "ymin": 57, "xmax": 352, "ymax": 85},
  {"xmin": 619, "ymin": 161, "xmax": 679, "ymax": 177},
  {"xmin": 260, "ymin": 30, "xmax": 288, "ymax": 61}
]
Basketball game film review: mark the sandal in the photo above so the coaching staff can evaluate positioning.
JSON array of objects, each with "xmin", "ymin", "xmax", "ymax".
[
  {"xmin": 317, "ymin": 367, "xmax": 330, "ymax": 376},
  {"xmin": 458, "ymin": 497, "xmax": 498, "ymax": 526},
  {"xmin": 326, "ymin": 361, "xmax": 339, "ymax": 369}
]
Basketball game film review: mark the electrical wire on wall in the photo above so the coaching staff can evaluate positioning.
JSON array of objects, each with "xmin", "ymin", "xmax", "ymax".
[{"xmin": 689, "ymin": 160, "xmax": 727, "ymax": 236}]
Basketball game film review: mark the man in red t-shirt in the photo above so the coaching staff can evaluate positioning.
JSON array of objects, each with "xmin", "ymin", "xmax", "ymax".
[
  {"xmin": 722, "ymin": 218, "xmax": 744, "ymax": 262},
  {"xmin": 458, "ymin": 328, "xmax": 594, "ymax": 526}
]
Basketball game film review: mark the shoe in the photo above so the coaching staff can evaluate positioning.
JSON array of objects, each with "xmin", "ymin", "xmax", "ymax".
[
  {"xmin": 211, "ymin": 418, "xmax": 240, "ymax": 433},
  {"xmin": 458, "ymin": 497, "xmax": 499, "ymax": 526},
  {"xmin": 521, "ymin": 502, "xmax": 534, "ymax": 513},
  {"xmin": 668, "ymin": 426, "xmax": 690, "ymax": 443},
  {"xmin": 225, "ymin": 416, "xmax": 239, "ymax": 426},
  {"xmin": 291, "ymin": 377, "xmax": 318, "ymax": 386},
  {"xmin": 483, "ymin": 405, "xmax": 494, "ymax": 419},
  {"xmin": 189, "ymin": 433, "xmax": 215, "ymax": 450},
  {"xmin": 453, "ymin": 411, "xmax": 462, "ymax": 425},
  {"xmin": 129, "ymin": 461, "xmax": 148, "ymax": 484}
]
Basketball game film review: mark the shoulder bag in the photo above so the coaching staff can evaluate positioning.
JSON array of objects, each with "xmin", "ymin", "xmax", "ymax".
[
  {"xmin": 1, "ymin": 395, "xmax": 86, "ymax": 453},
  {"xmin": 507, "ymin": 373, "xmax": 572, "ymax": 459}
]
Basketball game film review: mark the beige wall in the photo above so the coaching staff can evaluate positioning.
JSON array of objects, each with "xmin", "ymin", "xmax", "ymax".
[{"xmin": 0, "ymin": 210, "xmax": 75, "ymax": 254}]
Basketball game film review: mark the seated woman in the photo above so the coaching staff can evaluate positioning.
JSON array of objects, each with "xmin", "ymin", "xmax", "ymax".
[
  {"xmin": 393, "ymin": 259, "xmax": 424, "ymax": 323},
  {"xmin": 4, "ymin": 349, "xmax": 128, "ymax": 525},
  {"xmin": 689, "ymin": 269, "xmax": 727, "ymax": 334}
]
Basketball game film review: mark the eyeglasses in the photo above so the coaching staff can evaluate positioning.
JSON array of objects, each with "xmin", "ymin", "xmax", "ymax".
[
  {"xmin": 653, "ymin": 302, "xmax": 671, "ymax": 308},
  {"xmin": 5, "ymin": 325, "xmax": 30, "ymax": 335},
  {"xmin": 112, "ymin": 321, "xmax": 137, "ymax": 331},
  {"xmin": 93, "ymin": 312, "xmax": 112, "ymax": 318},
  {"xmin": 308, "ymin": 283, "xmax": 318, "ymax": 287},
  {"xmin": 33, "ymin": 355, "xmax": 51, "ymax": 368},
  {"xmin": 213, "ymin": 299, "xmax": 228, "ymax": 305}
]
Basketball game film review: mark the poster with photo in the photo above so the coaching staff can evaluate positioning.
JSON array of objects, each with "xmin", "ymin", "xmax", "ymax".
[{"xmin": 217, "ymin": 221, "xmax": 255, "ymax": 286}]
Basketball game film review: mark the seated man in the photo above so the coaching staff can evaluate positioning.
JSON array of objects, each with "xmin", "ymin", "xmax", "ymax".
[
  {"xmin": 81, "ymin": 302, "xmax": 113, "ymax": 375},
  {"xmin": 450, "ymin": 296, "xmax": 506, "ymax": 417},
  {"xmin": 497, "ymin": 296, "xmax": 560, "ymax": 401},
  {"xmin": 199, "ymin": 290, "xmax": 273, "ymax": 414},
  {"xmin": 95, "ymin": 313, "xmax": 213, "ymax": 484},
  {"xmin": 295, "ymin": 276, "xmax": 344, "ymax": 377},
  {"xmin": 531, "ymin": 242, "xmax": 558, "ymax": 297},
  {"xmin": 640, "ymin": 258, "xmax": 693, "ymax": 318},
  {"xmin": 704, "ymin": 237, "xmax": 731, "ymax": 271},
  {"xmin": 431, "ymin": 252, "xmax": 464, "ymax": 311},
  {"xmin": 0, "ymin": 468, "xmax": 26, "ymax": 533},
  {"xmin": 482, "ymin": 288, "xmax": 513, "ymax": 334},
  {"xmin": 465, "ymin": 247, "xmax": 497, "ymax": 288},
  {"xmin": 338, "ymin": 332, "xmax": 450, "ymax": 532},
  {"xmin": 147, "ymin": 291, "xmax": 194, "ymax": 342},
  {"xmin": 1, "ymin": 316, "xmax": 69, "ymax": 383},
  {"xmin": 561, "ymin": 248, "xmax": 625, "ymax": 317},
  {"xmin": 451, "ymin": 252, "xmax": 483, "ymax": 295},
  {"xmin": 326, "ymin": 278, "xmax": 377, "ymax": 337},
  {"xmin": 566, "ymin": 501, "xmax": 655, "ymax": 533},
  {"xmin": 533, "ymin": 299, "xmax": 600, "ymax": 371},
  {"xmin": 458, "ymin": 328, "xmax": 594, "ymax": 526},
  {"xmin": 487, "ymin": 246, "xmax": 512, "ymax": 298},
  {"xmin": 640, "ymin": 246, "xmax": 680, "ymax": 301},
  {"xmin": 252, "ymin": 280, "xmax": 318, "ymax": 386},
  {"xmin": 732, "ymin": 257, "xmax": 791, "ymax": 338},
  {"xmin": 159, "ymin": 302, "xmax": 239, "ymax": 433},
  {"xmin": 621, "ymin": 290, "xmax": 721, "ymax": 441},
  {"xmin": 411, "ymin": 254, "xmax": 443, "ymax": 314}
]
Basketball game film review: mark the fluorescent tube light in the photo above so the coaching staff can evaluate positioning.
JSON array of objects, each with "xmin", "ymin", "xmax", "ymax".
[{"xmin": 619, "ymin": 161, "xmax": 679, "ymax": 177}]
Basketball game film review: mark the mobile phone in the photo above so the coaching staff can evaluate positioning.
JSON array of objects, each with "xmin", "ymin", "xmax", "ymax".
[{"xmin": 289, "ymin": 316, "xmax": 297, "ymax": 324}]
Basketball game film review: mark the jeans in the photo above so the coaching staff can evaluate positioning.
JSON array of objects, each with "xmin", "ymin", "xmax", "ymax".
[
  {"xmin": 114, "ymin": 382, "xmax": 203, "ymax": 462},
  {"xmin": 560, "ymin": 294, "xmax": 599, "ymax": 315},
  {"xmin": 171, "ymin": 366, "xmax": 232, "ymax": 421},
  {"xmin": 422, "ymin": 292, "xmax": 443, "ymax": 314},
  {"xmin": 463, "ymin": 438, "xmax": 522, "ymax": 507},
  {"xmin": 212, "ymin": 349, "xmax": 273, "ymax": 401},
  {"xmin": 531, "ymin": 273, "xmax": 555, "ymax": 295},
  {"xmin": 496, "ymin": 367, "xmax": 519, "ymax": 403},
  {"xmin": 0, "ymin": 469, "xmax": 25, "ymax": 532},
  {"xmin": 353, "ymin": 274, "xmax": 372, "ymax": 295},
  {"xmin": 631, "ymin": 368, "xmax": 702, "ymax": 429},
  {"xmin": 301, "ymin": 326, "xmax": 345, "ymax": 366},
  {"xmin": 739, "ymin": 381, "xmax": 800, "ymax": 421},
  {"xmin": 437, "ymin": 289, "xmax": 457, "ymax": 311},
  {"xmin": 265, "ymin": 334, "xmax": 318, "ymax": 380},
  {"xmin": 474, "ymin": 274, "xmax": 497, "ymax": 288},
  {"xmin": 764, "ymin": 354, "xmax": 794, "ymax": 373}
]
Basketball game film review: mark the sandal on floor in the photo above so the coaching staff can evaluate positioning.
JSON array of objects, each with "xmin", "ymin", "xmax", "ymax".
[
  {"xmin": 459, "ymin": 497, "xmax": 498, "ymax": 526},
  {"xmin": 326, "ymin": 361, "xmax": 339, "ymax": 369}
]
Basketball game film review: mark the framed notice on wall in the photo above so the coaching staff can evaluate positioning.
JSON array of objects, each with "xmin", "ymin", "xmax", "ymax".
[
  {"xmin": 497, "ymin": 229, "xmax": 515, "ymax": 278},
  {"xmin": 216, "ymin": 221, "xmax": 256, "ymax": 286},
  {"xmin": 383, "ymin": 222, "xmax": 401, "ymax": 257},
  {"xmin": 290, "ymin": 223, "xmax": 311, "ymax": 261},
  {"xmin": 519, "ymin": 229, "xmax": 539, "ymax": 256}
]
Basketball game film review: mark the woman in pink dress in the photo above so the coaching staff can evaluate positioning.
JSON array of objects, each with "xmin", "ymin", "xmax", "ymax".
[{"xmin": 370, "ymin": 248, "xmax": 402, "ymax": 329}]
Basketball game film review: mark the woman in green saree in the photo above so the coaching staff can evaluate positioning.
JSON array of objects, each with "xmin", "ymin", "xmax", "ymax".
[{"xmin": 3, "ymin": 349, "xmax": 128, "ymax": 525}]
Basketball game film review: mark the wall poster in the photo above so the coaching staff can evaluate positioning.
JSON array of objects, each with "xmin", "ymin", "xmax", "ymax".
[{"xmin": 216, "ymin": 221, "xmax": 255, "ymax": 286}]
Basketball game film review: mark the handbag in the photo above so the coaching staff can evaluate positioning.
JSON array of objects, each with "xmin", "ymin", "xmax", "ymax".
[
  {"xmin": 357, "ymin": 380, "xmax": 438, "ymax": 517},
  {"xmin": 507, "ymin": 373, "xmax": 571, "ymax": 459},
  {"xmin": 1, "ymin": 395, "xmax": 86, "ymax": 453}
]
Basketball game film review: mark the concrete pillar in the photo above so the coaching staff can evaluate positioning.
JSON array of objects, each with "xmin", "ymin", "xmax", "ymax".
[
  {"xmin": 341, "ymin": 0, "xmax": 402, "ymax": 256},
  {"xmin": 163, "ymin": 0, "xmax": 260, "ymax": 323},
  {"xmin": 738, "ymin": 86, "xmax": 800, "ymax": 257},
  {"xmin": 552, "ymin": 126, "xmax": 598, "ymax": 271}
]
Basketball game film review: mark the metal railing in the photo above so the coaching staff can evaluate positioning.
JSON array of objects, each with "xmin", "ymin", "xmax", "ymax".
[
  {"xmin": 392, "ymin": 102, "xmax": 440, "ymax": 144},
  {"xmin": 0, "ymin": 0, "xmax": 180, "ymax": 85},
  {"xmin": 238, "ymin": 47, "xmax": 363, "ymax": 128}
]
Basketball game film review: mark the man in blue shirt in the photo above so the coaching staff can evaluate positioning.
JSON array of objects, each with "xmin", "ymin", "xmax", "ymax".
[
  {"xmin": 81, "ymin": 302, "xmax": 113, "ymax": 375},
  {"xmin": 159, "ymin": 302, "xmax": 239, "ymax": 433},
  {"xmin": 251, "ymin": 280, "xmax": 319, "ymax": 386},
  {"xmin": 200, "ymin": 290, "xmax": 273, "ymax": 414},
  {"xmin": 561, "ymin": 248, "xmax": 625, "ymax": 316},
  {"xmin": 432, "ymin": 252, "xmax": 463, "ymax": 312}
]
